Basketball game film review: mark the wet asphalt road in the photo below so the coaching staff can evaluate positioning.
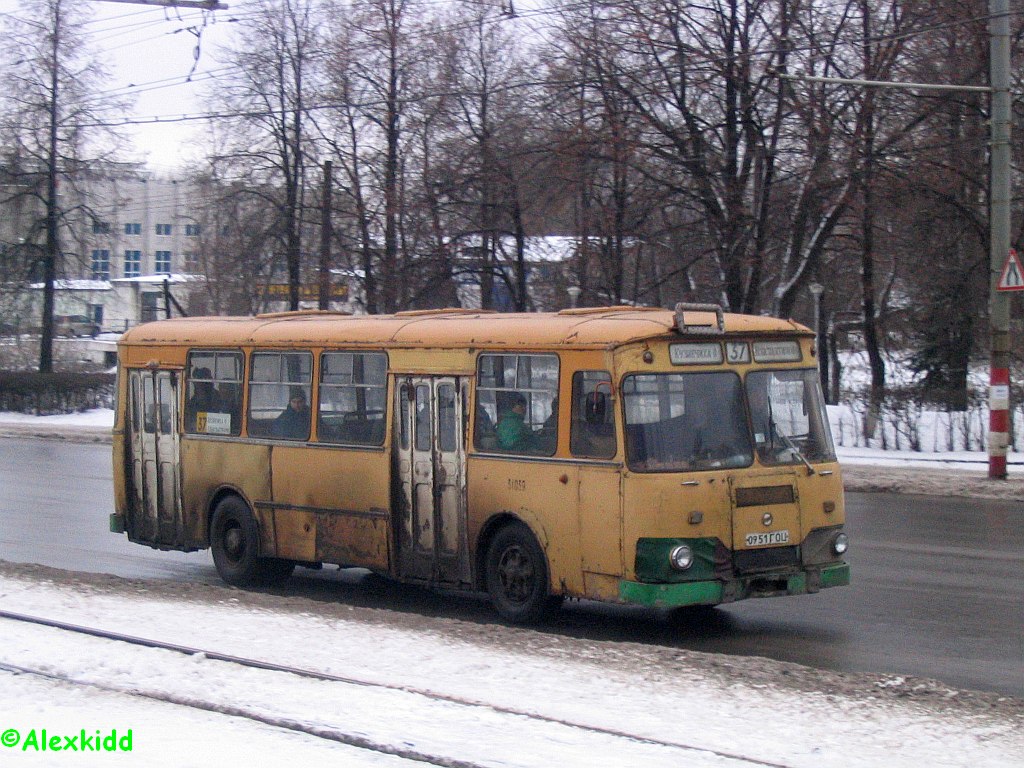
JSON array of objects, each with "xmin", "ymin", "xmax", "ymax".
[{"xmin": 1, "ymin": 437, "xmax": 1021, "ymax": 697}]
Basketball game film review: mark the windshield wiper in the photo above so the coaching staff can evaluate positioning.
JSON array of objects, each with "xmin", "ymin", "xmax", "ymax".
[{"xmin": 776, "ymin": 428, "xmax": 815, "ymax": 476}]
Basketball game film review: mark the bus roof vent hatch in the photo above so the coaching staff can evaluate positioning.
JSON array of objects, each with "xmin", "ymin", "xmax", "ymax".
[{"xmin": 674, "ymin": 303, "xmax": 725, "ymax": 336}]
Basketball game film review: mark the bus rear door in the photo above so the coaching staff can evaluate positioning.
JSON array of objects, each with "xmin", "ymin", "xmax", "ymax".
[
  {"xmin": 127, "ymin": 369, "xmax": 185, "ymax": 549},
  {"xmin": 395, "ymin": 377, "xmax": 470, "ymax": 585}
]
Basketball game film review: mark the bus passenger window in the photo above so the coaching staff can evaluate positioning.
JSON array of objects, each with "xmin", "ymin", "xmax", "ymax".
[
  {"xmin": 185, "ymin": 351, "xmax": 243, "ymax": 436},
  {"xmin": 474, "ymin": 353, "xmax": 558, "ymax": 456},
  {"xmin": 318, "ymin": 352, "xmax": 388, "ymax": 445},
  {"xmin": 570, "ymin": 371, "xmax": 616, "ymax": 459},
  {"xmin": 248, "ymin": 351, "xmax": 312, "ymax": 440}
]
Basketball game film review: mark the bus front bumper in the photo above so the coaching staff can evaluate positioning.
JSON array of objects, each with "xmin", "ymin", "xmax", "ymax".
[{"xmin": 618, "ymin": 563, "xmax": 850, "ymax": 608}]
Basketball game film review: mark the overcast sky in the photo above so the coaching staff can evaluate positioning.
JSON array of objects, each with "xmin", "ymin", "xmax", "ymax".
[{"xmin": 2, "ymin": 0, "xmax": 241, "ymax": 174}]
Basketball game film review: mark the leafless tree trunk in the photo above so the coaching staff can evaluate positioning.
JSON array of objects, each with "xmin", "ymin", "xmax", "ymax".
[
  {"xmin": 207, "ymin": 0, "xmax": 322, "ymax": 311},
  {"xmin": 2, "ymin": 0, "xmax": 125, "ymax": 371}
]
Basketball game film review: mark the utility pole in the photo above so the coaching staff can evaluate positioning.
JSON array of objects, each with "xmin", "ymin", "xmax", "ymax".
[
  {"xmin": 777, "ymin": 0, "xmax": 1013, "ymax": 478},
  {"xmin": 319, "ymin": 160, "xmax": 333, "ymax": 310},
  {"xmin": 987, "ymin": 0, "xmax": 1012, "ymax": 479}
]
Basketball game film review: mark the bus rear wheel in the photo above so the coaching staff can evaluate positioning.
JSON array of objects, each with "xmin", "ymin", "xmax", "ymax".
[
  {"xmin": 210, "ymin": 496, "xmax": 294, "ymax": 587},
  {"xmin": 485, "ymin": 522, "xmax": 559, "ymax": 624}
]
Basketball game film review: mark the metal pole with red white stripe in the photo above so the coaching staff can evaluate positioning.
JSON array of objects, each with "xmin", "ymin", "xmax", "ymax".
[
  {"xmin": 989, "ymin": 0, "xmax": 1012, "ymax": 480},
  {"xmin": 989, "ymin": 367, "xmax": 1010, "ymax": 479}
]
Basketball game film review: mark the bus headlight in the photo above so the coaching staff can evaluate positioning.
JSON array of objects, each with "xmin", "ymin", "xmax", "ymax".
[
  {"xmin": 669, "ymin": 544, "xmax": 694, "ymax": 571},
  {"xmin": 833, "ymin": 533, "xmax": 849, "ymax": 556}
]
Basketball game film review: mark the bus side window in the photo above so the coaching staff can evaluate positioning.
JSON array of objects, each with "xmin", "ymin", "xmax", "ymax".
[
  {"xmin": 318, "ymin": 352, "xmax": 388, "ymax": 446},
  {"xmin": 570, "ymin": 371, "xmax": 616, "ymax": 459},
  {"xmin": 248, "ymin": 351, "xmax": 312, "ymax": 440},
  {"xmin": 474, "ymin": 353, "xmax": 558, "ymax": 456},
  {"xmin": 185, "ymin": 351, "xmax": 243, "ymax": 436}
]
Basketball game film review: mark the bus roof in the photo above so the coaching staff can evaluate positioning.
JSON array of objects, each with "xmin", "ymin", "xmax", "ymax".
[{"xmin": 118, "ymin": 307, "xmax": 811, "ymax": 350}]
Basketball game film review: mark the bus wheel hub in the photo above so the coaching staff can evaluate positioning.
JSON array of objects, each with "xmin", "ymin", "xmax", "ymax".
[{"xmin": 224, "ymin": 527, "xmax": 244, "ymax": 559}]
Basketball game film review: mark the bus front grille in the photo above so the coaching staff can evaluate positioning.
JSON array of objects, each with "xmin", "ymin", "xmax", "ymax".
[
  {"xmin": 734, "ymin": 545, "xmax": 799, "ymax": 574},
  {"xmin": 735, "ymin": 485, "xmax": 795, "ymax": 507}
]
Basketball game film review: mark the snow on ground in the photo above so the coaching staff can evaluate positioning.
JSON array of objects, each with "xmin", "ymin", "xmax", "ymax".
[
  {"xmin": 0, "ymin": 410, "xmax": 114, "ymax": 429},
  {"xmin": 1, "ymin": 408, "xmax": 1022, "ymax": 765},
  {"xmin": 0, "ymin": 566, "xmax": 1021, "ymax": 768}
]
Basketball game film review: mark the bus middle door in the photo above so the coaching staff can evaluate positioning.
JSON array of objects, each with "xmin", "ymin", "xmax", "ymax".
[
  {"xmin": 395, "ymin": 377, "xmax": 469, "ymax": 585},
  {"xmin": 127, "ymin": 369, "xmax": 185, "ymax": 549}
]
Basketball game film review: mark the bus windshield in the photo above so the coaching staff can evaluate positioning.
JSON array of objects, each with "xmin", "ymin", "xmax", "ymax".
[
  {"xmin": 746, "ymin": 369, "xmax": 835, "ymax": 465},
  {"xmin": 623, "ymin": 371, "xmax": 752, "ymax": 471}
]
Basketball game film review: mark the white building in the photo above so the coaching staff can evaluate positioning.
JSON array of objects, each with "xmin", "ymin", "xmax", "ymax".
[
  {"xmin": 81, "ymin": 174, "xmax": 202, "ymax": 287},
  {"xmin": 3, "ymin": 168, "xmax": 206, "ymax": 332}
]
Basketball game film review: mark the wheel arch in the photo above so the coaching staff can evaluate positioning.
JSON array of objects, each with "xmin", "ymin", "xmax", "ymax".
[
  {"xmin": 474, "ymin": 512, "xmax": 550, "ymax": 592},
  {"xmin": 204, "ymin": 485, "xmax": 253, "ymax": 547}
]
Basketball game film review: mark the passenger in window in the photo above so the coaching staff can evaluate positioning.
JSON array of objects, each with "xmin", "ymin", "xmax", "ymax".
[
  {"xmin": 496, "ymin": 393, "xmax": 538, "ymax": 452},
  {"xmin": 272, "ymin": 389, "xmax": 311, "ymax": 440}
]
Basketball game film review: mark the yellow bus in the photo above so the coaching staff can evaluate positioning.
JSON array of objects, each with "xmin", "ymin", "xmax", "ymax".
[{"xmin": 110, "ymin": 304, "xmax": 849, "ymax": 622}]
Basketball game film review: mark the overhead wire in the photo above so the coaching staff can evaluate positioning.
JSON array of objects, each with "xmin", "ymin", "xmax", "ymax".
[{"xmin": 5, "ymin": 1, "xmax": 1020, "ymax": 139}]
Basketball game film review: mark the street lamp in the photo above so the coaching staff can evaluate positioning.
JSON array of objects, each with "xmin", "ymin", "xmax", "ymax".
[{"xmin": 809, "ymin": 283, "xmax": 826, "ymax": 400}]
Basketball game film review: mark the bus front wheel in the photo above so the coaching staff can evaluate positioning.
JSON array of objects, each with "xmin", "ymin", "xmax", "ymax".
[
  {"xmin": 210, "ymin": 496, "xmax": 293, "ymax": 587},
  {"xmin": 485, "ymin": 523, "xmax": 560, "ymax": 624}
]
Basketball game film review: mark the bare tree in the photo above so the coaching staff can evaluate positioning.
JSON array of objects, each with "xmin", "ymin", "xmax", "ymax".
[
  {"xmin": 436, "ymin": 6, "xmax": 537, "ymax": 310},
  {"xmin": 185, "ymin": 168, "xmax": 282, "ymax": 315},
  {"xmin": 319, "ymin": 0, "xmax": 424, "ymax": 313},
  {"xmin": 206, "ymin": 0, "xmax": 323, "ymax": 310},
  {"xmin": 1, "ymin": 0, "xmax": 126, "ymax": 371}
]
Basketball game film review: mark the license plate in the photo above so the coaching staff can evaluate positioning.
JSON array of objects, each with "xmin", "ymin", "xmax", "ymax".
[{"xmin": 745, "ymin": 530, "xmax": 790, "ymax": 547}]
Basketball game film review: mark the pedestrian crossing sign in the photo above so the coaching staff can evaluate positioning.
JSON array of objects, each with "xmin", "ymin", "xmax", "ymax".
[{"xmin": 997, "ymin": 248, "xmax": 1024, "ymax": 291}]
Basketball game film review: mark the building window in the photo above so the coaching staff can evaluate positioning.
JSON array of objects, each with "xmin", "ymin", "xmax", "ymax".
[
  {"xmin": 124, "ymin": 223, "xmax": 141, "ymax": 235},
  {"xmin": 184, "ymin": 224, "xmax": 200, "ymax": 237},
  {"xmin": 91, "ymin": 250, "xmax": 110, "ymax": 280},
  {"xmin": 155, "ymin": 251, "xmax": 172, "ymax": 274},
  {"xmin": 92, "ymin": 221, "xmax": 111, "ymax": 235},
  {"xmin": 156, "ymin": 223, "xmax": 172, "ymax": 236},
  {"xmin": 124, "ymin": 250, "xmax": 141, "ymax": 278}
]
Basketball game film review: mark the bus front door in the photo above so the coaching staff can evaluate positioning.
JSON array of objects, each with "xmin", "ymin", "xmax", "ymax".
[
  {"xmin": 395, "ymin": 377, "xmax": 470, "ymax": 585},
  {"xmin": 127, "ymin": 369, "xmax": 185, "ymax": 549}
]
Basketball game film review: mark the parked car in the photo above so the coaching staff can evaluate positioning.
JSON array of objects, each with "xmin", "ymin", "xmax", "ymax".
[{"xmin": 55, "ymin": 314, "xmax": 100, "ymax": 338}]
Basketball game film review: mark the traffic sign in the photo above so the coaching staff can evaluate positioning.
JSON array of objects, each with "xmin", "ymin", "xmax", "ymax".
[{"xmin": 997, "ymin": 248, "xmax": 1024, "ymax": 291}]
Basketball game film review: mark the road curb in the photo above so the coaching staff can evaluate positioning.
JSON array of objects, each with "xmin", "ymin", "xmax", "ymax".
[{"xmin": 0, "ymin": 425, "xmax": 113, "ymax": 445}]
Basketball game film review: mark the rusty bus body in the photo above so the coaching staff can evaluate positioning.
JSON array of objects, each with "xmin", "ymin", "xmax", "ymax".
[{"xmin": 111, "ymin": 305, "xmax": 849, "ymax": 622}]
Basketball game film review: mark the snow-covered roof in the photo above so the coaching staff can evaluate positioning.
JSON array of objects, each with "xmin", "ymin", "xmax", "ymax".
[
  {"xmin": 110, "ymin": 273, "xmax": 203, "ymax": 285},
  {"xmin": 28, "ymin": 279, "xmax": 111, "ymax": 291}
]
